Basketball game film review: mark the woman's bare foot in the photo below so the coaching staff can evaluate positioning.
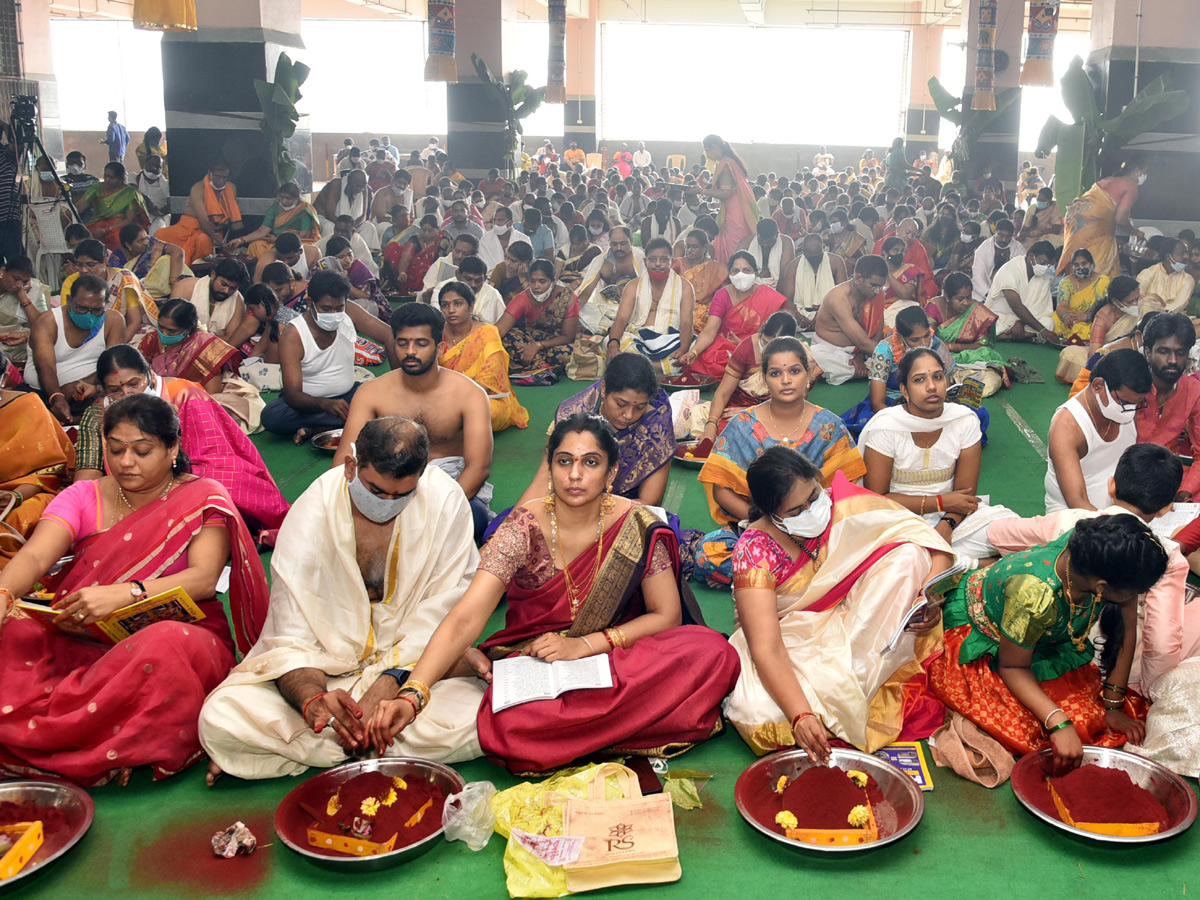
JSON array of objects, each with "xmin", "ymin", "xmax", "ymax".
[
  {"xmin": 445, "ymin": 646, "xmax": 493, "ymax": 682},
  {"xmin": 206, "ymin": 759, "xmax": 224, "ymax": 787},
  {"xmin": 293, "ymin": 427, "xmax": 315, "ymax": 446},
  {"xmin": 116, "ymin": 767, "xmax": 133, "ymax": 787}
]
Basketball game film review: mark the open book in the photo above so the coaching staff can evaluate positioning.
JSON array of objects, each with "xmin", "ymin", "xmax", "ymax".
[
  {"xmin": 16, "ymin": 585, "xmax": 206, "ymax": 646},
  {"xmin": 1149, "ymin": 502, "xmax": 1200, "ymax": 543},
  {"xmin": 491, "ymin": 655, "xmax": 614, "ymax": 714},
  {"xmin": 880, "ymin": 558, "xmax": 972, "ymax": 655}
]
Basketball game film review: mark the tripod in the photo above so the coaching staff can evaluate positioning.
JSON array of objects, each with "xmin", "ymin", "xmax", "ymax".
[{"xmin": 16, "ymin": 124, "xmax": 80, "ymax": 227}]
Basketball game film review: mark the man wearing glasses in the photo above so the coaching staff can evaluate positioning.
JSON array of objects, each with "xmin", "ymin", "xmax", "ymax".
[
  {"xmin": 810, "ymin": 254, "xmax": 890, "ymax": 385},
  {"xmin": 25, "ymin": 274, "xmax": 124, "ymax": 425},
  {"xmin": 1046, "ymin": 348, "xmax": 1152, "ymax": 513}
]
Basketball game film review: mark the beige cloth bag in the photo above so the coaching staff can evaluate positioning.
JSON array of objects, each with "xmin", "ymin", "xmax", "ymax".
[{"xmin": 562, "ymin": 763, "xmax": 681, "ymax": 892}]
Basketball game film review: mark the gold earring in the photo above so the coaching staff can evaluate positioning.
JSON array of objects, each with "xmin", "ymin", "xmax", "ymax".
[
  {"xmin": 543, "ymin": 476, "xmax": 555, "ymax": 512},
  {"xmin": 602, "ymin": 482, "xmax": 615, "ymax": 514}
]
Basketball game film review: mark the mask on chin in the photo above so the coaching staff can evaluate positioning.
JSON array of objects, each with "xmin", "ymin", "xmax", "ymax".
[{"xmin": 347, "ymin": 446, "xmax": 415, "ymax": 523}]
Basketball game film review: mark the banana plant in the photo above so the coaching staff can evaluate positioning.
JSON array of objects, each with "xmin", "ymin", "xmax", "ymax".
[
  {"xmin": 1035, "ymin": 56, "xmax": 1190, "ymax": 213},
  {"xmin": 254, "ymin": 52, "xmax": 310, "ymax": 187},
  {"xmin": 928, "ymin": 77, "xmax": 1021, "ymax": 164},
  {"xmin": 471, "ymin": 53, "xmax": 546, "ymax": 179}
]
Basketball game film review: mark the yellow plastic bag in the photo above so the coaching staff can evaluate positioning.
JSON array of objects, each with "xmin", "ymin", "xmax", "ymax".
[{"xmin": 490, "ymin": 764, "xmax": 632, "ymax": 898}]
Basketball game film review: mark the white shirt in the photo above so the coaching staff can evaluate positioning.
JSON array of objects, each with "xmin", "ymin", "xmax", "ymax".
[
  {"xmin": 135, "ymin": 172, "xmax": 169, "ymax": 214},
  {"xmin": 986, "ymin": 255, "xmax": 1053, "ymax": 328},
  {"xmin": 315, "ymin": 232, "xmax": 378, "ymax": 277},
  {"xmin": 632, "ymin": 150, "xmax": 652, "ymax": 167},
  {"xmin": 432, "ymin": 277, "xmax": 506, "ymax": 325}
]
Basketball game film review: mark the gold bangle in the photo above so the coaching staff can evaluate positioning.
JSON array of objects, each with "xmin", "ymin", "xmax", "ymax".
[
  {"xmin": 404, "ymin": 678, "xmax": 432, "ymax": 709},
  {"xmin": 919, "ymin": 495, "xmax": 927, "ymax": 516},
  {"xmin": 614, "ymin": 626, "xmax": 628, "ymax": 649}
]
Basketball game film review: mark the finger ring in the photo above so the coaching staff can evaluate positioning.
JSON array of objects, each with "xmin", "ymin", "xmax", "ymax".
[
  {"xmin": 73, "ymin": 611, "xmax": 85, "ymax": 622},
  {"xmin": 327, "ymin": 716, "xmax": 338, "ymax": 729}
]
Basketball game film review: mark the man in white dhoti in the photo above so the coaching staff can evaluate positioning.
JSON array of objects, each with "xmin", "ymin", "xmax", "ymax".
[
  {"xmin": 607, "ymin": 238, "xmax": 695, "ymax": 363},
  {"xmin": 199, "ymin": 416, "xmax": 487, "ymax": 781}
]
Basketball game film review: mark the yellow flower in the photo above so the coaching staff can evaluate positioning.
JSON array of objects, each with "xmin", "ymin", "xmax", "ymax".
[
  {"xmin": 361, "ymin": 797, "xmax": 382, "ymax": 817},
  {"xmin": 392, "ymin": 776, "xmax": 408, "ymax": 790},
  {"xmin": 774, "ymin": 775, "xmax": 789, "ymax": 794},
  {"xmin": 381, "ymin": 788, "xmax": 398, "ymax": 807},
  {"xmin": 326, "ymin": 794, "xmax": 342, "ymax": 817},
  {"xmin": 775, "ymin": 810, "xmax": 798, "ymax": 830},
  {"xmin": 684, "ymin": 452, "xmax": 695, "ymax": 459},
  {"xmin": 847, "ymin": 805, "xmax": 870, "ymax": 828},
  {"xmin": 846, "ymin": 770, "xmax": 868, "ymax": 789}
]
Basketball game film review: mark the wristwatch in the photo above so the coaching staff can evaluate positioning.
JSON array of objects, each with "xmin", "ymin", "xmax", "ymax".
[{"xmin": 129, "ymin": 580, "xmax": 147, "ymax": 601}]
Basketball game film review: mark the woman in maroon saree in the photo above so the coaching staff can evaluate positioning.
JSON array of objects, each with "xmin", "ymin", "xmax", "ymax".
[
  {"xmin": 367, "ymin": 413, "xmax": 740, "ymax": 773},
  {"xmin": 0, "ymin": 394, "xmax": 268, "ymax": 786}
]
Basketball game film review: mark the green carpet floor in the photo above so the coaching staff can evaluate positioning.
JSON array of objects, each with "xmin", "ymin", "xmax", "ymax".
[{"xmin": 8, "ymin": 342, "xmax": 1198, "ymax": 899}]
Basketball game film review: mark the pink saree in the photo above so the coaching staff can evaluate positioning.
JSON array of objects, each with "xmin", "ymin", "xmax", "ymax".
[
  {"xmin": 0, "ymin": 478, "xmax": 269, "ymax": 785},
  {"xmin": 713, "ymin": 157, "xmax": 761, "ymax": 265}
]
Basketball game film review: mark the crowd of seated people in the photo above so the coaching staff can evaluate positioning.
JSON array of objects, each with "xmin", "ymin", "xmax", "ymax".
[{"xmin": 2, "ymin": 131, "xmax": 1200, "ymax": 802}]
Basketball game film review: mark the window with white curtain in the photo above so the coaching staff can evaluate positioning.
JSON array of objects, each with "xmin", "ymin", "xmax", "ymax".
[
  {"xmin": 299, "ymin": 20, "xmax": 446, "ymax": 134},
  {"xmin": 599, "ymin": 23, "xmax": 910, "ymax": 145},
  {"xmin": 50, "ymin": 20, "xmax": 164, "ymax": 131}
]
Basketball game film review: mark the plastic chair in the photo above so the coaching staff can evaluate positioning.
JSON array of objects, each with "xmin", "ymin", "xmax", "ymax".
[
  {"xmin": 665, "ymin": 154, "xmax": 686, "ymax": 171},
  {"xmin": 585, "ymin": 153, "xmax": 604, "ymax": 170}
]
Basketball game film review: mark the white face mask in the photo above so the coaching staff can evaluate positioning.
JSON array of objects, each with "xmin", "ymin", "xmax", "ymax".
[
  {"xmin": 830, "ymin": 222, "xmax": 844, "ymax": 234},
  {"xmin": 67, "ymin": 164, "xmax": 84, "ymax": 175},
  {"xmin": 143, "ymin": 171, "xmax": 161, "ymax": 182},
  {"xmin": 314, "ymin": 310, "xmax": 344, "ymax": 331},
  {"xmin": 588, "ymin": 224, "xmax": 604, "ymax": 236},
  {"xmin": 1137, "ymin": 173, "xmax": 1148, "ymax": 185},
  {"xmin": 1097, "ymin": 385, "xmax": 1139, "ymax": 425},
  {"xmin": 772, "ymin": 490, "xmax": 832, "ymax": 539},
  {"xmin": 279, "ymin": 200, "xmax": 297, "ymax": 210},
  {"xmin": 730, "ymin": 271, "xmax": 756, "ymax": 292},
  {"xmin": 530, "ymin": 285, "xmax": 554, "ymax": 303},
  {"xmin": 1031, "ymin": 263, "xmax": 1051, "ymax": 277},
  {"xmin": 960, "ymin": 232, "xmax": 973, "ymax": 243},
  {"xmin": 493, "ymin": 224, "xmax": 510, "ymax": 236},
  {"xmin": 348, "ymin": 466, "xmax": 414, "ymax": 523}
]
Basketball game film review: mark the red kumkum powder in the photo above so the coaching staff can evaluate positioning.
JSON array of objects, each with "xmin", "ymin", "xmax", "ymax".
[
  {"xmin": 781, "ymin": 766, "xmax": 874, "ymax": 830},
  {"xmin": 1049, "ymin": 766, "xmax": 1169, "ymax": 829}
]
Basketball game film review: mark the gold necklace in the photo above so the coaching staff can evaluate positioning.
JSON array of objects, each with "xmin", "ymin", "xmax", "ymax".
[
  {"xmin": 1060, "ymin": 551, "xmax": 1101, "ymax": 652},
  {"xmin": 767, "ymin": 399, "xmax": 808, "ymax": 443},
  {"xmin": 550, "ymin": 499, "xmax": 605, "ymax": 617},
  {"xmin": 113, "ymin": 477, "xmax": 174, "ymax": 525}
]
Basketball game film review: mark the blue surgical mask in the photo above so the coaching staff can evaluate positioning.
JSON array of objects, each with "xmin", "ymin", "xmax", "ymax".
[
  {"xmin": 68, "ymin": 307, "xmax": 104, "ymax": 332},
  {"xmin": 158, "ymin": 328, "xmax": 187, "ymax": 345},
  {"xmin": 1172, "ymin": 260, "xmax": 1187, "ymax": 273},
  {"xmin": 1036, "ymin": 200, "xmax": 1049, "ymax": 210}
]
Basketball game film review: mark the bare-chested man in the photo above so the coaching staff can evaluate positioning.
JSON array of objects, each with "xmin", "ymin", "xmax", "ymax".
[
  {"xmin": 810, "ymin": 254, "xmax": 889, "ymax": 385},
  {"xmin": 577, "ymin": 226, "xmax": 644, "ymax": 306},
  {"xmin": 155, "ymin": 161, "xmax": 243, "ymax": 265},
  {"xmin": 335, "ymin": 303, "xmax": 494, "ymax": 541},
  {"xmin": 779, "ymin": 234, "xmax": 847, "ymax": 330}
]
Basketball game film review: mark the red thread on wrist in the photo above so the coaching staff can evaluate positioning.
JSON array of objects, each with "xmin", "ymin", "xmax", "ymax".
[{"xmin": 301, "ymin": 691, "xmax": 327, "ymax": 721}]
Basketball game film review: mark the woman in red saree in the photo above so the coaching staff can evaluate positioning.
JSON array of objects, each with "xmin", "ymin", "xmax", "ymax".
[
  {"xmin": 699, "ymin": 135, "xmax": 760, "ymax": 264},
  {"xmin": 367, "ymin": 413, "xmax": 740, "ymax": 773},
  {"xmin": 384, "ymin": 215, "xmax": 444, "ymax": 294},
  {"xmin": 75, "ymin": 345, "xmax": 289, "ymax": 545},
  {"xmin": 0, "ymin": 394, "xmax": 268, "ymax": 785},
  {"xmin": 680, "ymin": 251, "xmax": 787, "ymax": 378}
]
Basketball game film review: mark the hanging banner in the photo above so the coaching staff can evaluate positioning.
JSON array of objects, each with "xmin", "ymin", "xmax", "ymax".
[
  {"xmin": 425, "ymin": 0, "xmax": 458, "ymax": 83},
  {"xmin": 132, "ymin": 0, "xmax": 197, "ymax": 32},
  {"xmin": 971, "ymin": 0, "xmax": 998, "ymax": 110},
  {"xmin": 546, "ymin": 0, "xmax": 567, "ymax": 104},
  {"xmin": 1020, "ymin": 0, "xmax": 1061, "ymax": 87}
]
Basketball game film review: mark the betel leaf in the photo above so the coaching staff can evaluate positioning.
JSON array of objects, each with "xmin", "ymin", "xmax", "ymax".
[{"xmin": 662, "ymin": 777, "xmax": 703, "ymax": 810}]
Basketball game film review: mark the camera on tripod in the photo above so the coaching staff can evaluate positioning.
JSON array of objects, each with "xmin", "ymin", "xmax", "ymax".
[{"xmin": 10, "ymin": 95, "xmax": 38, "ymax": 148}]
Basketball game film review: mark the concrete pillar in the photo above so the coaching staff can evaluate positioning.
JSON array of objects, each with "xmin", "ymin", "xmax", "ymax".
[
  {"xmin": 905, "ymin": 25, "xmax": 943, "ymax": 161},
  {"xmin": 15, "ymin": 0, "xmax": 63, "ymax": 159},
  {"xmin": 1087, "ymin": 0, "xmax": 1200, "ymax": 223},
  {"xmin": 161, "ymin": 0, "xmax": 309, "ymax": 223},
  {"xmin": 447, "ymin": 0, "xmax": 512, "ymax": 178},
  {"xmin": 960, "ymin": 0, "xmax": 1023, "ymax": 189},
  {"xmin": 563, "ymin": 11, "xmax": 597, "ymax": 154}
]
